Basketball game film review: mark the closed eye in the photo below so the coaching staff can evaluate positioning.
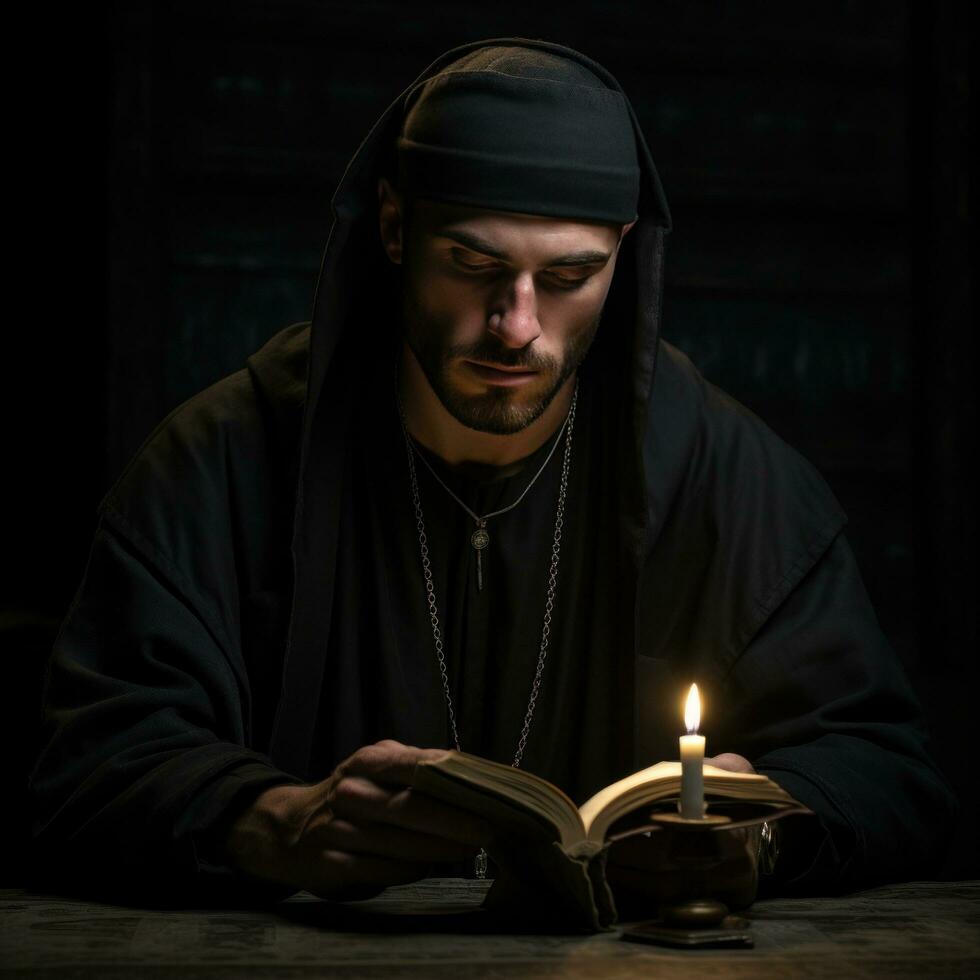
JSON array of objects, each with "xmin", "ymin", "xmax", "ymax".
[
  {"xmin": 450, "ymin": 250, "xmax": 597, "ymax": 290},
  {"xmin": 545, "ymin": 271, "xmax": 594, "ymax": 290},
  {"xmin": 451, "ymin": 251, "xmax": 497, "ymax": 272}
]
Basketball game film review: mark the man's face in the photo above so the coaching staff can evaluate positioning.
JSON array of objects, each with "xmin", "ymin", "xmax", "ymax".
[{"xmin": 389, "ymin": 192, "xmax": 628, "ymax": 435}]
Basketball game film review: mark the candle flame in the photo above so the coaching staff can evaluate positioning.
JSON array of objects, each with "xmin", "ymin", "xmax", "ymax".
[{"xmin": 684, "ymin": 683, "xmax": 700, "ymax": 734}]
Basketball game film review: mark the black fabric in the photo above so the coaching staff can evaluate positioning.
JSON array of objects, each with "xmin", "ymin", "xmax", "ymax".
[
  {"xmin": 29, "ymin": 37, "xmax": 955, "ymax": 899},
  {"xmin": 398, "ymin": 46, "xmax": 641, "ymax": 223}
]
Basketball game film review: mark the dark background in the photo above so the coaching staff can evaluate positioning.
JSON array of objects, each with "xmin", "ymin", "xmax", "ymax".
[{"xmin": 4, "ymin": 1, "xmax": 973, "ymax": 880}]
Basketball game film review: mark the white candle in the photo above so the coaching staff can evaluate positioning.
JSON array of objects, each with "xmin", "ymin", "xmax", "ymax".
[{"xmin": 679, "ymin": 683, "xmax": 706, "ymax": 819}]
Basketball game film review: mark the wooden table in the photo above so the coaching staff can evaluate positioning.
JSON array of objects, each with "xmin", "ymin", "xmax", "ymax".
[{"xmin": 2, "ymin": 880, "xmax": 978, "ymax": 978}]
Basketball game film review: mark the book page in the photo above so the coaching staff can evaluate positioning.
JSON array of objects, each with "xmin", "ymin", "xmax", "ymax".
[{"xmin": 578, "ymin": 761, "xmax": 678, "ymax": 836}]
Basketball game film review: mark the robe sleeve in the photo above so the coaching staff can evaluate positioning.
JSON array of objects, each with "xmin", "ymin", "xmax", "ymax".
[
  {"xmin": 716, "ymin": 531, "xmax": 958, "ymax": 892},
  {"xmin": 28, "ymin": 519, "xmax": 300, "ymax": 901}
]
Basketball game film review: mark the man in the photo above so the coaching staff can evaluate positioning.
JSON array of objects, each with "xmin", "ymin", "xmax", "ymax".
[{"xmin": 31, "ymin": 39, "xmax": 953, "ymax": 904}]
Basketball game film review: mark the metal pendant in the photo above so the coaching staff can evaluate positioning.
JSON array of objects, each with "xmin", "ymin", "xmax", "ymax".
[{"xmin": 472, "ymin": 521, "xmax": 489, "ymax": 592}]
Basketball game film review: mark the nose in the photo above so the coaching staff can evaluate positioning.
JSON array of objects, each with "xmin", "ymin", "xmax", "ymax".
[{"xmin": 487, "ymin": 271, "xmax": 541, "ymax": 349}]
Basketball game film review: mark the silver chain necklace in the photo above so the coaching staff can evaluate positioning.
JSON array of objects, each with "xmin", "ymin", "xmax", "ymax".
[
  {"xmin": 405, "ymin": 399, "xmax": 576, "ymax": 592},
  {"xmin": 397, "ymin": 380, "xmax": 579, "ymax": 876}
]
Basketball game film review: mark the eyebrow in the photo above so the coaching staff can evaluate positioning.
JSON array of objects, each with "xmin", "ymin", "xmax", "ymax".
[{"xmin": 436, "ymin": 229, "xmax": 612, "ymax": 267}]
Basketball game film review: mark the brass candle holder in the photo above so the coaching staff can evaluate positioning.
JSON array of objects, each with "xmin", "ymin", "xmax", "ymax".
[{"xmin": 612, "ymin": 803, "xmax": 800, "ymax": 948}]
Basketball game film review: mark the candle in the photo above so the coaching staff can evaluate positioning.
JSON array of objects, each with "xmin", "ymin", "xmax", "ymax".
[{"xmin": 679, "ymin": 683, "xmax": 706, "ymax": 819}]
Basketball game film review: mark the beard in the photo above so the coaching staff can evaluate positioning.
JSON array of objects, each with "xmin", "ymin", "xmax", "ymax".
[{"xmin": 402, "ymin": 297, "xmax": 603, "ymax": 435}]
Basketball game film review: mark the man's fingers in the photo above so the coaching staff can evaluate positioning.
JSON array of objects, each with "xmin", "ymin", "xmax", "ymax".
[
  {"xmin": 314, "ymin": 818, "xmax": 478, "ymax": 863},
  {"xmin": 337, "ymin": 740, "xmax": 453, "ymax": 788},
  {"xmin": 328, "ymin": 776, "xmax": 491, "ymax": 847},
  {"xmin": 705, "ymin": 752, "xmax": 756, "ymax": 774}
]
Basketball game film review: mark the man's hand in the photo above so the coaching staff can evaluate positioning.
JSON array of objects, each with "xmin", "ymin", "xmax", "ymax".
[
  {"xmin": 705, "ymin": 753, "xmax": 756, "ymax": 774},
  {"xmin": 220, "ymin": 740, "xmax": 491, "ymax": 900}
]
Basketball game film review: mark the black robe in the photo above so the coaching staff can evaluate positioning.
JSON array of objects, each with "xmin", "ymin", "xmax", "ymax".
[{"xmin": 30, "ymin": 38, "xmax": 955, "ymax": 897}]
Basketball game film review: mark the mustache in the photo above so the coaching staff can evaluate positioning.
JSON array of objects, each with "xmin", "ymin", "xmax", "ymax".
[{"xmin": 447, "ymin": 338, "xmax": 556, "ymax": 372}]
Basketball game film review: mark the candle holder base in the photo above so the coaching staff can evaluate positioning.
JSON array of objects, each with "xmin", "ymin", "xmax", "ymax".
[
  {"xmin": 662, "ymin": 897, "xmax": 728, "ymax": 927},
  {"xmin": 621, "ymin": 911, "xmax": 754, "ymax": 949}
]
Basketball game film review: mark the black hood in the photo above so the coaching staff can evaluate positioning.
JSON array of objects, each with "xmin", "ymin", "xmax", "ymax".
[
  {"xmin": 302, "ymin": 37, "xmax": 671, "ymax": 500},
  {"xmin": 269, "ymin": 39, "xmax": 674, "ymax": 772}
]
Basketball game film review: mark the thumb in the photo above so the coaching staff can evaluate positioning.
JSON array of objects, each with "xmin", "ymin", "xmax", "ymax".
[{"xmin": 705, "ymin": 752, "xmax": 755, "ymax": 774}]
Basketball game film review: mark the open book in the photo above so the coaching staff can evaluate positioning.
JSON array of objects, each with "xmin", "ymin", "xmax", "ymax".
[{"xmin": 412, "ymin": 750, "xmax": 809, "ymax": 931}]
